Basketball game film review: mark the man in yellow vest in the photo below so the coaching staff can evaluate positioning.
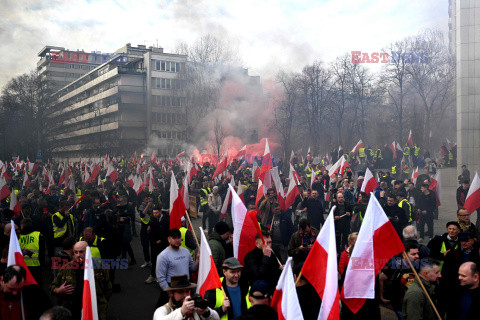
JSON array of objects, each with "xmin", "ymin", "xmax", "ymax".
[
  {"xmin": 179, "ymin": 220, "xmax": 197, "ymax": 258},
  {"xmin": 138, "ymin": 195, "xmax": 153, "ymax": 268},
  {"xmin": 80, "ymin": 227, "xmax": 105, "ymax": 262},
  {"xmin": 426, "ymin": 221, "xmax": 460, "ymax": 270},
  {"xmin": 358, "ymin": 147, "xmax": 366, "ymax": 164},
  {"xmin": 19, "ymin": 218, "xmax": 43, "ymax": 285},
  {"xmin": 206, "ymin": 257, "xmax": 251, "ymax": 319},
  {"xmin": 396, "ymin": 191, "xmax": 413, "ymax": 223},
  {"xmin": 200, "ymin": 180, "xmax": 211, "ymax": 230},
  {"xmin": 52, "ymin": 201, "xmax": 75, "ymax": 255}
]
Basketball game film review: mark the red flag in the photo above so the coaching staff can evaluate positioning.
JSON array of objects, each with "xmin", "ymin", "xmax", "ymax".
[
  {"xmin": 0, "ymin": 177, "xmax": 10, "ymax": 201},
  {"xmin": 301, "ymin": 209, "xmax": 340, "ymax": 319},
  {"xmin": 341, "ymin": 194, "xmax": 404, "ymax": 313},
  {"xmin": 360, "ymin": 168, "xmax": 378, "ymax": 194},
  {"xmin": 259, "ymin": 139, "xmax": 273, "ymax": 182},
  {"xmin": 197, "ymin": 227, "xmax": 222, "ymax": 297},
  {"xmin": 169, "ymin": 174, "xmax": 186, "ymax": 229},
  {"xmin": 58, "ymin": 167, "xmax": 66, "ymax": 186},
  {"xmin": 390, "ymin": 141, "xmax": 397, "ymax": 159},
  {"xmin": 9, "ymin": 190, "xmax": 21, "ymax": 217},
  {"xmin": 255, "ymin": 180, "xmax": 265, "ymax": 207},
  {"xmin": 351, "ymin": 139, "xmax": 364, "ymax": 154},
  {"xmin": 411, "ymin": 167, "xmax": 418, "ymax": 183},
  {"xmin": 230, "ymin": 184, "xmax": 258, "ymax": 265},
  {"xmin": 429, "ymin": 170, "xmax": 441, "ymax": 207},
  {"xmin": 271, "ymin": 257, "xmax": 304, "ymax": 320},
  {"xmin": 28, "ymin": 162, "xmax": 39, "ymax": 174},
  {"xmin": 106, "ymin": 164, "xmax": 118, "ymax": 182},
  {"xmin": 234, "ymin": 145, "xmax": 247, "ymax": 161},
  {"xmin": 464, "ymin": 172, "xmax": 480, "ymax": 213},
  {"xmin": 22, "ymin": 170, "xmax": 30, "ymax": 187},
  {"xmin": 220, "ymin": 176, "xmax": 235, "ymax": 219},
  {"xmin": 284, "ymin": 176, "xmax": 300, "ymax": 210},
  {"xmin": 7, "ymin": 220, "xmax": 37, "ymax": 286},
  {"xmin": 252, "ymin": 161, "xmax": 261, "ymax": 182},
  {"xmin": 88, "ymin": 164, "xmax": 100, "ymax": 183},
  {"xmin": 82, "ymin": 246, "xmax": 99, "ymax": 320},
  {"xmin": 212, "ymin": 151, "xmax": 228, "ymax": 180},
  {"xmin": 407, "ymin": 130, "xmax": 413, "ymax": 146}
]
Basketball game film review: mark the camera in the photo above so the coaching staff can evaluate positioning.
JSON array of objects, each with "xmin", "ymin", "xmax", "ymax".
[{"xmin": 189, "ymin": 293, "xmax": 209, "ymax": 310}]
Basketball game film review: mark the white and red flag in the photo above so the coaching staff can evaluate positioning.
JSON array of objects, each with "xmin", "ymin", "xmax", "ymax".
[
  {"xmin": 27, "ymin": 162, "xmax": 39, "ymax": 175},
  {"xmin": 82, "ymin": 246, "xmax": 99, "ymax": 320},
  {"xmin": 301, "ymin": 208, "xmax": 339, "ymax": 320},
  {"xmin": 7, "ymin": 220, "xmax": 37, "ymax": 286},
  {"xmin": 271, "ymin": 257, "xmax": 304, "ymax": 320},
  {"xmin": 106, "ymin": 164, "xmax": 118, "ymax": 182},
  {"xmin": 252, "ymin": 161, "xmax": 261, "ymax": 182},
  {"xmin": 58, "ymin": 167, "xmax": 66, "ymax": 186},
  {"xmin": 197, "ymin": 227, "xmax": 223, "ymax": 297},
  {"xmin": 234, "ymin": 145, "xmax": 247, "ymax": 161},
  {"xmin": 220, "ymin": 176, "xmax": 235, "ymax": 219},
  {"xmin": 259, "ymin": 138, "xmax": 273, "ymax": 182},
  {"xmin": 407, "ymin": 130, "xmax": 413, "ymax": 146},
  {"xmin": 328, "ymin": 157, "xmax": 350, "ymax": 178},
  {"xmin": 411, "ymin": 167, "xmax": 418, "ymax": 184},
  {"xmin": 289, "ymin": 150, "xmax": 295, "ymax": 164},
  {"xmin": 9, "ymin": 190, "xmax": 21, "ymax": 217},
  {"xmin": 169, "ymin": 174, "xmax": 186, "ymax": 229},
  {"xmin": 0, "ymin": 177, "xmax": 10, "ymax": 201},
  {"xmin": 360, "ymin": 168, "xmax": 378, "ymax": 194},
  {"xmin": 351, "ymin": 140, "xmax": 364, "ymax": 154},
  {"xmin": 289, "ymin": 164, "xmax": 301, "ymax": 185},
  {"xmin": 237, "ymin": 180, "xmax": 245, "ymax": 204},
  {"xmin": 464, "ymin": 172, "xmax": 480, "ymax": 213},
  {"xmin": 284, "ymin": 177, "xmax": 300, "ymax": 210},
  {"xmin": 23, "ymin": 170, "xmax": 30, "ymax": 187},
  {"xmin": 429, "ymin": 170, "xmax": 441, "ymax": 207},
  {"xmin": 271, "ymin": 167, "xmax": 286, "ymax": 210},
  {"xmin": 230, "ymin": 184, "xmax": 258, "ymax": 265},
  {"xmin": 255, "ymin": 180, "xmax": 265, "ymax": 207},
  {"xmin": 182, "ymin": 174, "xmax": 190, "ymax": 211},
  {"xmin": 390, "ymin": 141, "xmax": 397, "ymax": 159},
  {"xmin": 212, "ymin": 151, "xmax": 228, "ymax": 180},
  {"xmin": 341, "ymin": 195, "xmax": 404, "ymax": 313},
  {"xmin": 446, "ymin": 138, "xmax": 454, "ymax": 150}
]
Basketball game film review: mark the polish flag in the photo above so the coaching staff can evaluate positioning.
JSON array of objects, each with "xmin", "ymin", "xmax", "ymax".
[
  {"xmin": 151, "ymin": 152, "xmax": 157, "ymax": 163},
  {"xmin": 271, "ymin": 257, "xmax": 304, "ymax": 320},
  {"xmin": 212, "ymin": 151, "xmax": 228, "ymax": 180},
  {"xmin": 58, "ymin": 167, "xmax": 66, "ymax": 186},
  {"xmin": 28, "ymin": 162, "xmax": 39, "ymax": 175},
  {"xmin": 411, "ymin": 167, "xmax": 418, "ymax": 184},
  {"xmin": 464, "ymin": 172, "xmax": 480, "ymax": 213},
  {"xmin": 341, "ymin": 195, "xmax": 404, "ymax": 313},
  {"xmin": 310, "ymin": 166, "xmax": 317, "ymax": 192},
  {"xmin": 220, "ymin": 176, "xmax": 235, "ymax": 219},
  {"xmin": 0, "ymin": 177, "xmax": 10, "ymax": 201},
  {"xmin": 230, "ymin": 184, "xmax": 258, "ymax": 265},
  {"xmin": 126, "ymin": 174, "xmax": 134, "ymax": 188},
  {"xmin": 88, "ymin": 164, "xmax": 100, "ymax": 183},
  {"xmin": 82, "ymin": 246, "xmax": 99, "ymax": 320},
  {"xmin": 407, "ymin": 130, "xmax": 413, "ymax": 146},
  {"xmin": 133, "ymin": 176, "xmax": 145, "ymax": 195},
  {"xmin": 271, "ymin": 167, "xmax": 286, "ymax": 210},
  {"xmin": 285, "ymin": 176, "xmax": 300, "ymax": 211},
  {"xmin": 234, "ymin": 145, "xmax": 247, "ymax": 160},
  {"xmin": 396, "ymin": 142, "xmax": 403, "ymax": 152},
  {"xmin": 9, "ymin": 190, "xmax": 21, "ymax": 217},
  {"xmin": 328, "ymin": 157, "xmax": 350, "ymax": 178},
  {"xmin": 301, "ymin": 208, "xmax": 339, "ymax": 320},
  {"xmin": 237, "ymin": 180, "xmax": 245, "ymax": 204},
  {"xmin": 176, "ymin": 151, "xmax": 185, "ymax": 160},
  {"xmin": 289, "ymin": 164, "xmax": 301, "ymax": 185},
  {"xmin": 446, "ymin": 138, "xmax": 454, "ymax": 150},
  {"xmin": 169, "ymin": 174, "xmax": 186, "ymax": 229},
  {"xmin": 255, "ymin": 180, "xmax": 265, "ymax": 207},
  {"xmin": 428, "ymin": 170, "xmax": 441, "ymax": 207},
  {"xmin": 197, "ymin": 227, "xmax": 223, "ymax": 297},
  {"xmin": 7, "ymin": 220, "xmax": 37, "ymax": 286},
  {"xmin": 259, "ymin": 139, "xmax": 273, "ymax": 182},
  {"xmin": 182, "ymin": 174, "xmax": 190, "ymax": 211},
  {"xmin": 390, "ymin": 141, "xmax": 397, "ymax": 159},
  {"xmin": 252, "ymin": 161, "xmax": 261, "ymax": 182},
  {"xmin": 22, "ymin": 170, "xmax": 30, "ymax": 187},
  {"xmin": 289, "ymin": 150, "xmax": 295, "ymax": 164},
  {"xmin": 351, "ymin": 140, "xmax": 364, "ymax": 154},
  {"xmin": 360, "ymin": 168, "xmax": 378, "ymax": 194},
  {"xmin": 106, "ymin": 164, "xmax": 118, "ymax": 182}
]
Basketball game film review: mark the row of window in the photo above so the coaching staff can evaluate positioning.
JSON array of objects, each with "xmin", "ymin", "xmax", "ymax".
[
  {"xmin": 152, "ymin": 113, "xmax": 185, "ymax": 125},
  {"xmin": 156, "ymin": 131, "xmax": 186, "ymax": 140},
  {"xmin": 154, "ymin": 60, "xmax": 181, "ymax": 72},
  {"xmin": 154, "ymin": 78, "xmax": 185, "ymax": 90},
  {"xmin": 67, "ymin": 64, "xmax": 96, "ymax": 70},
  {"xmin": 153, "ymin": 95, "xmax": 185, "ymax": 107}
]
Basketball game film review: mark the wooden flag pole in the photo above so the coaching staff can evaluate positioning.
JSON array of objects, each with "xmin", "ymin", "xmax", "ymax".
[
  {"xmin": 295, "ymin": 271, "xmax": 303, "ymax": 286},
  {"xmin": 402, "ymin": 252, "xmax": 442, "ymax": 320},
  {"xmin": 184, "ymin": 210, "xmax": 200, "ymax": 249}
]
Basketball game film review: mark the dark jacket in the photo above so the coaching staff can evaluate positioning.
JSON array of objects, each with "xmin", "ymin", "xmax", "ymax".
[
  {"xmin": 208, "ymin": 231, "xmax": 228, "ymax": 277},
  {"xmin": 448, "ymin": 286, "xmax": 480, "ymax": 320},
  {"xmin": 287, "ymin": 228, "xmax": 319, "ymax": 267},
  {"xmin": 442, "ymin": 245, "xmax": 480, "ymax": 293},
  {"xmin": 427, "ymin": 233, "xmax": 459, "ymax": 262},
  {"xmin": 243, "ymin": 247, "xmax": 281, "ymax": 293},
  {"xmin": 384, "ymin": 204, "xmax": 408, "ymax": 239},
  {"xmin": 234, "ymin": 304, "xmax": 278, "ymax": 320},
  {"xmin": 401, "ymin": 276, "xmax": 437, "ymax": 320},
  {"xmin": 270, "ymin": 211, "xmax": 294, "ymax": 247},
  {"xmin": 301, "ymin": 197, "xmax": 325, "ymax": 229},
  {"xmin": 416, "ymin": 191, "xmax": 436, "ymax": 215},
  {"xmin": 206, "ymin": 277, "xmax": 250, "ymax": 320},
  {"xmin": 457, "ymin": 186, "xmax": 468, "ymax": 208}
]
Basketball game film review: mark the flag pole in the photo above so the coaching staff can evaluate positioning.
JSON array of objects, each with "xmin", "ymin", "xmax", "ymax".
[
  {"xmin": 402, "ymin": 252, "xmax": 442, "ymax": 320},
  {"xmin": 184, "ymin": 210, "xmax": 200, "ymax": 249},
  {"xmin": 198, "ymin": 226, "xmax": 227, "ymax": 298},
  {"xmin": 294, "ymin": 271, "xmax": 303, "ymax": 286}
]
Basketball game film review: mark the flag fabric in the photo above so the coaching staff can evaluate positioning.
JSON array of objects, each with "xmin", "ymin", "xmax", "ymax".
[
  {"xmin": 351, "ymin": 140, "xmax": 364, "ymax": 154},
  {"xmin": 289, "ymin": 164, "xmax": 301, "ymax": 185},
  {"xmin": 28, "ymin": 162, "xmax": 39, "ymax": 174},
  {"xmin": 341, "ymin": 195, "xmax": 404, "ymax": 313},
  {"xmin": 301, "ymin": 208, "xmax": 340, "ymax": 320},
  {"xmin": 284, "ymin": 175, "xmax": 300, "ymax": 210},
  {"xmin": 271, "ymin": 257, "xmax": 304, "ymax": 320},
  {"xmin": 0, "ymin": 177, "xmax": 10, "ymax": 201},
  {"xmin": 407, "ymin": 130, "xmax": 413, "ymax": 146},
  {"xmin": 212, "ymin": 151, "xmax": 228, "ymax": 180},
  {"xmin": 328, "ymin": 157, "xmax": 350, "ymax": 178},
  {"xmin": 234, "ymin": 145, "xmax": 247, "ymax": 161},
  {"xmin": 259, "ymin": 139, "xmax": 273, "ymax": 182},
  {"xmin": 22, "ymin": 170, "xmax": 30, "ymax": 187},
  {"xmin": 411, "ymin": 167, "xmax": 418, "ymax": 184},
  {"xmin": 230, "ymin": 184, "xmax": 258, "ymax": 265},
  {"xmin": 182, "ymin": 175, "xmax": 190, "ymax": 211},
  {"xmin": 390, "ymin": 141, "xmax": 397, "ymax": 159},
  {"xmin": 197, "ymin": 227, "xmax": 222, "ymax": 297},
  {"xmin": 255, "ymin": 180, "xmax": 265, "ymax": 207},
  {"xmin": 446, "ymin": 138, "xmax": 454, "ymax": 150},
  {"xmin": 7, "ymin": 220, "xmax": 37, "ymax": 286},
  {"xmin": 464, "ymin": 172, "xmax": 480, "ymax": 213},
  {"xmin": 106, "ymin": 164, "xmax": 118, "ymax": 182},
  {"xmin": 9, "ymin": 190, "xmax": 21, "ymax": 216},
  {"xmin": 271, "ymin": 167, "xmax": 286, "ymax": 210},
  {"xmin": 169, "ymin": 174, "xmax": 186, "ymax": 229},
  {"xmin": 220, "ymin": 176, "xmax": 235, "ymax": 219},
  {"xmin": 82, "ymin": 246, "xmax": 99, "ymax": 320},
  {"xmin": 58, "ymin": 167, "xmax": 66, "ymax": 186},
  {"xmin": 360, "ymin": 168, "xmax": 378, "ymax": 194},
  {"xmin": 252, "ymin": 161, "xmax": 261, "ymax": 182},
  {"xmin": 289, "ymin": 150, "xmax": 295, "ymax": 164},
  {"xmin": 429, "ymin": 170, "xmax": 441, "ymax": 207}
]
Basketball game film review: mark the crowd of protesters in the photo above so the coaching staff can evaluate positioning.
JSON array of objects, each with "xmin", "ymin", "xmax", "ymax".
[{"xmin": 0, "ymin": 139, "xmax": 477, "ymax": 320}]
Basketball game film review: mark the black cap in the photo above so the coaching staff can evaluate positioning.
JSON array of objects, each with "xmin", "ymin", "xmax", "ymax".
[
  {"xmin": 214, "ymin": 221, "xmax": 230, "ymax": 236},
  {"xmin": 446, "ymin": 221, "xmax": 461, "ymax": 229},
  {"xmin": 222, "ymin": 257, "xmax": 243, "ymax": 270},
  {"xmin": 249, "ymin": 280, "xmax": 270, "ymax": 298},
  {"xmin": 168, "ymin": 228, "xmax": 181, "ymax": 238},
  {"xmin": 458, "ymin": 232, "xmax": 476, "ymax": 241},
  {"xmin": 396, "ymin": 191, "xmax": 407, "ymax": 198}
]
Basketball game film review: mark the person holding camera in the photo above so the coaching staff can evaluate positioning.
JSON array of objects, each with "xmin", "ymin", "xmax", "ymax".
[{"xmin": 153, "ymin": 274, "xmax": 219, "ymax": 320}]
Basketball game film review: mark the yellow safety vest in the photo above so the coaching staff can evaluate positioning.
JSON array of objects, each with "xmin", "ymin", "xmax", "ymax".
[
  {"xmin": 76, "ymin": 188, "xmax": 82, "ymax": 198},
  {"xmin": 375, "ymin": 149, "xmax": 382, "ymax": 158},
  {"xmin": 368, "ymin": 149, "xmax": 374, "ymax": 157},
  {"xmin": 359, "ymin": 148, "xmax": 366, "ymax": 158},
  {"xmin": 439, "ymin": 240, "xmax": 458, "ymax": 271},
  {"xmin": 414, "ymin": 146, "xmax": 420, "ymax": 156},
  {"xmin": 200, "ymin": 188, "xmax": 210, "ymax": 206},
  {"xmin": 398, "ymin": 199, "xmax": 412, "ymax": 222},
  {"xmin": 306, "ymin": 166, "xmax": 313, "ymax": 178},
  {"xmin": 180, "ymin": 227, "xmax": 194, "ymax": 258},
  {"xmin": 215, "ymin": 278, "xmax": 251, "ymax": 320},
  {"xmin": 404, "ymin": 146, "xmax": 410, "ymax": 156},
  {"xmin": 80, "ymin": 236, "xmax": 105, "ymax": 259},
  {"xmin": 140, "ymin": 210, "xmax": 151, "ymax": 225},
  {"xmin": 448, "ymin": 152, "xmax": 453, "ymax": 161},
  {"xmin": 52, "ymin": 212, "xmax": 75, "ymax": 239},
  {"xmin": 19, "ymin": 231, "xmax": 41, "ymax": 267},
  {"xmin": 391, "ymin": 166, "xmax": 397, "ymax": 175}
]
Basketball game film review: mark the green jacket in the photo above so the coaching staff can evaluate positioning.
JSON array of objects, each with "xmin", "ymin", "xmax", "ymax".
[
  {"xmin": 208, "ymin": 231, "xmax": 227, "ymax": 277},
  {"xmin": 402, "ymin": 277, "xmax": 437, "ymax": 320},
  {"xmin": 50, "ymin": 261, "xmax": 112, "ymax": 320}
]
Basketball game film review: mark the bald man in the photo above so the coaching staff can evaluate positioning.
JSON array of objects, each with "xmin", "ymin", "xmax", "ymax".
[
  {"xmin": 80, "ymin": 227, "xmax": 105, "ymax": 260},
  {"xmin": 50, "ymin": 241, "xmax": 112, "ymax": 320},
  {"xmin": 447, "ymin": 262, "xmax": 480, "ymax": 319}
]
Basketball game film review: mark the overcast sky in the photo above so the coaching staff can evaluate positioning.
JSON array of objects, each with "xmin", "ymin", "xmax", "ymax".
[{"xmin": 0, "ymin": 0, "xmax": 447, "ymax": 88}]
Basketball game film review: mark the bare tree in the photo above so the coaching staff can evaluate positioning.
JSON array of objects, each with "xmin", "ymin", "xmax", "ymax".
[{"xmin": 210, "ymin": 118, "xmax": 226, "ymax": 161}]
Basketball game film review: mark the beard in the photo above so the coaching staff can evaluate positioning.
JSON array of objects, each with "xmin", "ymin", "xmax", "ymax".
[{"xmin": 171, "ymin": 296, "xmax": 184, "ymax": 308}]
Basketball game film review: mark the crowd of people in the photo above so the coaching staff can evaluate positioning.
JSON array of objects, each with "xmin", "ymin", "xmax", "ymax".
[{"xmin": 0, "ymin": 141, "xmax": 476, "ymax": 320}]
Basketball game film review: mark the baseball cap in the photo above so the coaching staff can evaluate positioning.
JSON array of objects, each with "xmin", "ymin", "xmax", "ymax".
[
  {"xmin": 222, "ymin": 257, "xmax": 243, "ymax": 270},
  {"xmin": 249, "ymin": 280, "xmax": 270, "ymax": 298}
]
